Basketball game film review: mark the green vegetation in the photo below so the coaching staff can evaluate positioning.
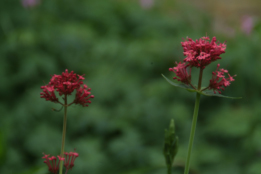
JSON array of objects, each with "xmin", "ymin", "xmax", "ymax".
[{"xmin": 0, "ymin": 0, "xmax": 261, "ymax": 174}]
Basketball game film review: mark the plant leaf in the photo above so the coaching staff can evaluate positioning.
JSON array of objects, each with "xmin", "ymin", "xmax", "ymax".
[
  {"xmin": 162, "ymin": 74, "xmax": 196, "ymax": 92},
  {"xmin": 199, "ymin": 90, "xmax": 242, "ymax": 99},
  {"xmin": 162, "ymin": 74, "xmax": 241, "ymax": 99}
]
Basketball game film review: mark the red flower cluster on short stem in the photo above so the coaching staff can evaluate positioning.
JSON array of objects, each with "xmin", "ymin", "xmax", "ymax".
[
  {"xmin": 64, "ymin": 151, "xmax": 79, "ymax": 174},
  {"xmin": 169, "ymin": 36, "xmax": 236, "ymax": 94},
  {"xmin": 40, "ymin": 69, "xmax": 94, "ymax": 107},
  {"xmin": 42, "ymin": 154, "xmax": 65, "ymax": 174},
  {"xmin": 42, "ymin": 151, "xmax": 79, "ymax": 174}
]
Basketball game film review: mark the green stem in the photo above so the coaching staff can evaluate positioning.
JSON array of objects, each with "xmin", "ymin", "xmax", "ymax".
[
  {"xmin": 183, "ymin": 68, "xmax": 203, "ymax": 174},
  {"xmin": 168, "ymin": 167, "xmax": 171, "ymax": 174},
  {"xmin": 197, "ymin": 68, "xmax": 203, "ymax": 90},
  {"xmin": 59, "ymin": 95, "xmax": 68, "ymax": 174},
  {"xmin": 183, "ymin": 93, "xmax": 200, "ymax": 174}
]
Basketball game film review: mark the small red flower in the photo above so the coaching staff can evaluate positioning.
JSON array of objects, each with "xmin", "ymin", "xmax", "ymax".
[
  {"xmin": 207, "ymin": 64, "xmax": 236, "ymax": 94},
  {"xmin": 64, "ymin": 150, "xmax": 79, "ymax": 171},
  {"xmin": 181, "ymin": 36, "xmax": 226, "ymax": 69},
  {"xmin": 74, "ymin": 84, "xmax": 94, "ymax": 107},
  {"xmin": 169, "ymin": 62, "xmax": 191, "ymax": 85},
  {"xmin": 40, "ymin": 69, "xmax": 94, "ymax": 107},
  {"xmin": 42, "ymin": 153, "xmax": 65, "ymax": 174},
  {"xmin": 40, "ymin": 85, "xmax": 59, "ymax": 102}
]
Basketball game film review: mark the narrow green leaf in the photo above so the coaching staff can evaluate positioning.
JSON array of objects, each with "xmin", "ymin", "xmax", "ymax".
[
  {"xmin": 162, "ymin": 74, "xmax": 241, "ymax": 99},
  {"xmin": 162, "ymin": 74, "xmax": 196, "ymax": 92},
  {"xmin": 199, "ymin": 90, "xmax": 242, "ymax": 99}
]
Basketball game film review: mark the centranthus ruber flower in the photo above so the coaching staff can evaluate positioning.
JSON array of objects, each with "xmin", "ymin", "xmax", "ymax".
[
  {"xmin": 64, "ymin": 151, "xmax": 79, "ymax": 171},
  {"xmin": 40, "ymin": 70, "xmax": 93, "ymax": 174},
  {"xmin": 181, "ymin": 36, "xmax": 226, "ymax": 69},
  {"xmin": 40, "ymin": 69, "xmax": 94, "ymax": 107},
  {"xmin": 169, "ymin": 62, "xmax": 191, "ymax": 85},
  {"xmin": 168, "ymin": 36, "xmax": 236, "ymax": 94},
  {"xmin": 42, "ymin": 154, "xmax": 65, "ymax": 174},
  {"xmin": 207, "ymin": 64, "xmax": 236, "ymax": 94},
  {"xmin": 164, "ymin": 35, "xmax": 239, "ymax": 174},
  {"xmin": 42, "ymin": 151, "xmax": 79, "ymax": 174}
]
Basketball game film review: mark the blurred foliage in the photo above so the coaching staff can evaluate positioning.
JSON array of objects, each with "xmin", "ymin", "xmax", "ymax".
[{"xmin": 0, "ymin": 0, "xmax": 261, "ymax": 174}]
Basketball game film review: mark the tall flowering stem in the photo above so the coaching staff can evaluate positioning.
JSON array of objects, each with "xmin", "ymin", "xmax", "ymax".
[
  {"xmin": 164, "ymin": 36, "xmax": 238, "ymax": 174},
  {"xmin": 59, "ymin": 94, "xmax": 68, "ymax": 174},
  {"xmin": 40, "ymin": 69, "xmax": 94, "ymax": 174}
]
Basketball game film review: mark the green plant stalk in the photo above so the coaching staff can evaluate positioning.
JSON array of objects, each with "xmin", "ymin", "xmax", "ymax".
[
  {"xmin": 184, "ymin": 68, "xmax": 203, "ymax": 174},
  {"xmin": 168, "ymin": 167, "xmax": 171, "ymax": 174},
  {"xmin": 59, "ymin": 95, "xmax": 68, "ymax": 174}
]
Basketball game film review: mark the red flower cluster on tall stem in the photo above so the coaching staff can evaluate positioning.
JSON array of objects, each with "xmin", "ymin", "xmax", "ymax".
[
  {"xmin": 181, "ymin": 36, "xmax": 226, "ymax": 69},
  {"xmin": 40, "ymin": 69, "xmax": 94, "ymax": 107},
  {"xmin": 169, "ymin": 36, "xmax": 236, "ymax": 93},
  {"xmin": 40, "ymin": 70, "xmax": 93, "ymax": 174}
]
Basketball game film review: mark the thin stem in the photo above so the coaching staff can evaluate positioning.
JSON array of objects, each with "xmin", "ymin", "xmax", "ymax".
[
  {"xmin": 197, "ymin": 68, "xmax": 203, "ymax": 90},
  {"xmin": 59, "ymin": 95, "xmax": 68, "ymax": 174},
  {"xmin": 183, "ymin": 68, "xmax": 203, "ymax": 174},
  {"xmin": 188, "ymin": 66, "xmax": 196, "ymax": 90},
  {"xmin": 200, "ymin": 86, "xmax": 209, "ymax": 92},
  {"xmin": 189, "ymin": 82, "xmax": 197, "ymax": 90}
]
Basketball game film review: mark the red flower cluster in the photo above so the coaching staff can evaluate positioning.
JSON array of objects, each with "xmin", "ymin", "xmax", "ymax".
[
  {"xmin": 40, "ymin": 69, "xmax": 94, "ymax": 107},
  {"xmin": 181, "ymin": 36, "xmax": 226, "ymax": 69},
  {"xmin": 42, "ymin": 154, "xmax": 65, "ymax": 174},
  {"xmin": 64, "ymin": 151, "xmax": 79, "ymax": 170},
  {"xmin": 169, "ymin": 62, "xmax": 191, "ymax": 85},
  {"xmin": 42, "ymin": 151, "xmax": 79, "ymax": 174},
  {"xmin": 169, "ymin": 36, "xmax": 236, "ymax": 93},
  {"xmin": 208, "ymin": 64, "xmax": 236, "ymax": 94}
]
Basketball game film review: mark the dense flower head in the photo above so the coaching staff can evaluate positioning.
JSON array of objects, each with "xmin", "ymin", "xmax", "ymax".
[
  {"xmin": 169, "ymin": 36, "xmax": 236, "ymax": 94},
  {"xmin": 64, "ymin": 150, "xmax": 79, "ymax": 170},
  {"xmin": 42, "ymin": 153, "xmax": 65, "ymax": 174},
  {"xmin": 169, "ymin": 62, "xmax": 191, "ymax": 85},
  {"xmin": 40, "ymin": 69, "xmax": 94, "ymax": 107},
  {"xmin": 208, "ymin": 64, "xmax": 236, "ymax": 94},
  {"xmin": 181, "ymin": 36, "xmax": 226, "ymax": 69}
]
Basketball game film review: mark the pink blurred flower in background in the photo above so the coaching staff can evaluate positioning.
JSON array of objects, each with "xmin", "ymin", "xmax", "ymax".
[
  {"xmin": 139, "ymin": 0, "xmax": 154, "ymax": 9},
  {"xmin": 241, "ymin": 15, "xmax": 254, "ymax": 35},
  {"xmin": 21, "ymin": 0, "xmax": 40, "ymax": 8}
]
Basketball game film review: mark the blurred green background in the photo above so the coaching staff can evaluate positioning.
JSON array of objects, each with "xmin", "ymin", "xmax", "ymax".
[{"xmin": 1, "ymin": 0, "xmax": 261, "ymax": 174}]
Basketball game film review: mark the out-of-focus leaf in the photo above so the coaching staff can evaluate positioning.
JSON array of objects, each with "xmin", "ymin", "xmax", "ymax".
[
  {"xmin": 162, "ymin": 74, "xmax": 196, "ymax": 92},
  {"xmin": 199, "ymin": 90, "xmax": 242, "ymax": 99},
  {"xmin": 163, "ymin": 74, "xmax": 241, "ymax": 99}
]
